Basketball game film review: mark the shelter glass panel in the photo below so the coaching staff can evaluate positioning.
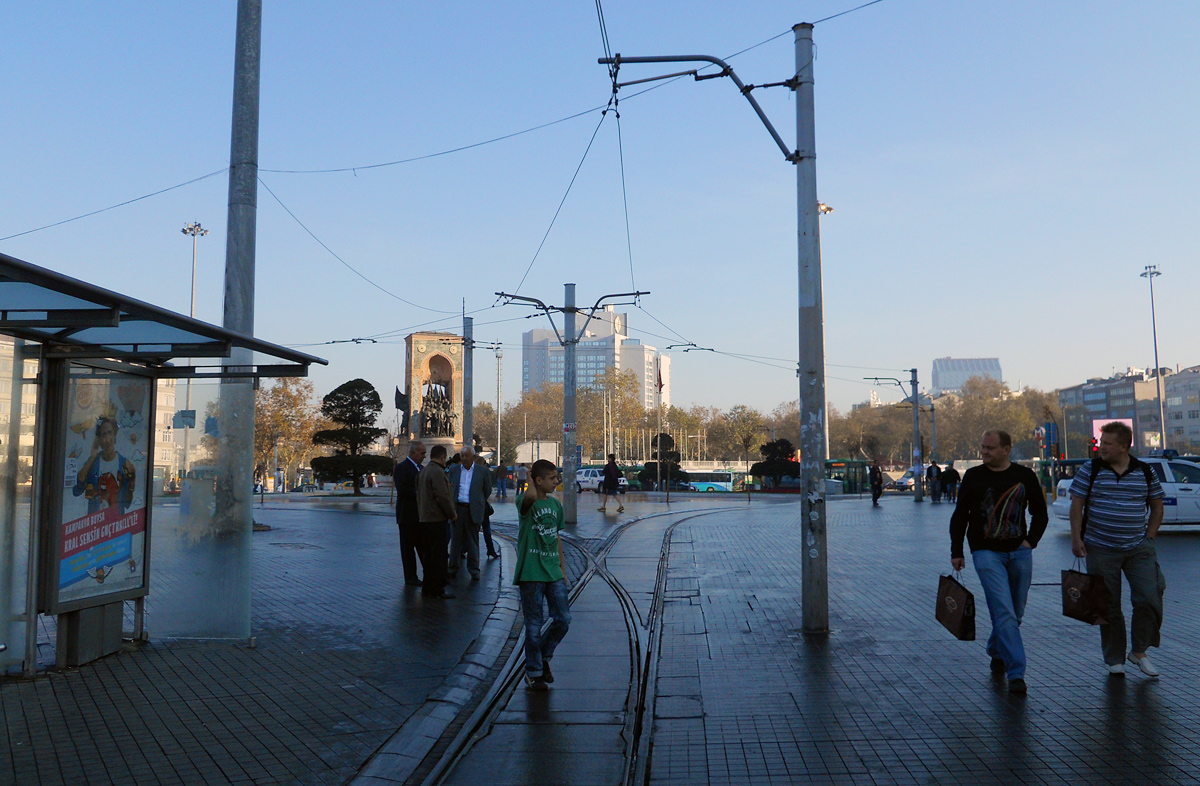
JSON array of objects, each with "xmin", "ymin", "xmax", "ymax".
[{"xmin": 0, "ymin": 338, "xmax": 38, "ymax": 673}]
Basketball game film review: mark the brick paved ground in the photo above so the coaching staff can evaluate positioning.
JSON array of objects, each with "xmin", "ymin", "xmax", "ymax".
[
  {"xmin": 1, "ymin": 497, "xmax": 511, "ymax": 786},
  {"xmin": 651, "ymin": 495, "xmax": 1200, "ymax": 785}
]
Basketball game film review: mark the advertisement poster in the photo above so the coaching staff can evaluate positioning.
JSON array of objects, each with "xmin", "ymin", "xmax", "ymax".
[{"xmin": 58, "ymin": 370, "xmax": 151, "ymax": 605}]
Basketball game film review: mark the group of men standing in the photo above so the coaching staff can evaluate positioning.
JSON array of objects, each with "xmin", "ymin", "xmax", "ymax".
[
  {"xmin": 393, "ymin": 440, "xmax": 496, "ymax": 599},
  {"xmin": 949, "ymin": 422, "xmax": 1167, "ymax": 694}
]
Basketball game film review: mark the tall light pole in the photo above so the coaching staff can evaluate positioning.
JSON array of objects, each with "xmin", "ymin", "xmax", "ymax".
[
  {"xmin": 179, "ymin": 222, "xmax": 209, "ymax": 477},
  {"xmin": 1141, "ymin": 265, "xmax": 1167, "ymax": 450}
]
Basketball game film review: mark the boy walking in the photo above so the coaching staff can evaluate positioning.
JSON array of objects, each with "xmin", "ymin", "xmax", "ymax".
[{"xmin": 515, "ymin": 459, "xmax": 571, "ymax": 690}]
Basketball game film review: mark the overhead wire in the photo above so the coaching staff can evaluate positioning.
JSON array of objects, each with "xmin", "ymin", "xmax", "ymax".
[
  {"xmin": 0, "ymin": 168, "xmax": 229, "ymax": 242},
  {"xmin": 512, "ymin": 108, "xmax": 611, "ymax": 295},
  {"xmin": 814, "ymin": 0, "xmax": 889, "ymax": 25},
  {"xmin": 257, "ymin": 175, "xmax": 459, "ymax": 314}
]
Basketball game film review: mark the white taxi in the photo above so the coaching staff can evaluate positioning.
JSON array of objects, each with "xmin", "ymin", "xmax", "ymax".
[{"xmin": 1050, "ymin": 457, "xmax": 1200, "ymax": 525}]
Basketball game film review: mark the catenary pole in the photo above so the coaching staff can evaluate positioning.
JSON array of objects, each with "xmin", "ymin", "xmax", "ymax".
[
  {"xmin": 494, "ymin": 287, "xmax": 648, "ymax": 525},
  {"xmin": 213, "ymin": 0, "xmax": 260, "ymax": 637},
  {"xmin": 793, "ymin": 23, "xmax": 828, "ymax": 632},
  {"xmin": 910, "ymin": 368, "xmax": 923, "ymax": 502},
  {"xmin": 463, "ymin": 316, "xmax": 473, "ymax": 450},
  {"xmin": 563, "ymin": 284, "xmax": 578, "ymax": 524}
]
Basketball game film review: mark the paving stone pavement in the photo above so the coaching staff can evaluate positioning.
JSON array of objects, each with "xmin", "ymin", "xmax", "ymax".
[
  {"xmin": 1, "ymin": 497, "xmax": 516, "ymax": 786},
  {"xmin": 650, "ymin": 495, "xmax": 1200, "ymax": 786},
  {"xmin": 6, "ymin": 490, "xmax": 1198, "ymax": 786}
]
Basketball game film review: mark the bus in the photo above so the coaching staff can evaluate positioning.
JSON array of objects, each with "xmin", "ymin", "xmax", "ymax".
[{"xmin": 689, "ymin": 471, "xmax": 734, "ymax": 492}]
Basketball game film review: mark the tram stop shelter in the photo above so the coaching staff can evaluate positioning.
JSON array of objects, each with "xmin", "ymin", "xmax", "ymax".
[{"xmin": 0, "ymin": 252, "xmax": 326, "ymax": 677}]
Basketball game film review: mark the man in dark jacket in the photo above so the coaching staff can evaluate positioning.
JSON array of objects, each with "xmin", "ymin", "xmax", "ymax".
[
  {"xmin": 393, "ymin": 441, "xmax": 426, "ymax": 586},
  {"xmin": 950, "ymin": 429, "xmax": 1048, "ymax": 695}
]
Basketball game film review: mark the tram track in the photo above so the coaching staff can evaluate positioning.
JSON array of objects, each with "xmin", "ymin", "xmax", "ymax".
[{"xmin": 417, "ymin": 507, "xmax": 724, "ymax": 786}]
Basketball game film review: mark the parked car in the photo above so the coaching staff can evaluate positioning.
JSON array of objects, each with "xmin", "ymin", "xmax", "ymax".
[
  {"xmin": 886, "ymin": 469, "xmax": 918, "ymax": 491},
  {"xmin": 1050, "ymin": 456, "xmax": 1200, "ymax": 525},
  {"xmin": 574, "ymin": 467, "xmax": 629, "ymax": 494}
]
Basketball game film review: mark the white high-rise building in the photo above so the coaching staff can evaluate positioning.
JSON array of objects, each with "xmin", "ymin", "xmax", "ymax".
[{"xmin": 521, "ymin": 306, "xmax": 670, "ymax": 410}]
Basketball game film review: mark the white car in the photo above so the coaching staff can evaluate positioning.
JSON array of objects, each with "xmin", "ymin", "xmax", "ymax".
[
  {"xmin": 1050, "ymin": 456, "xmax": 1200, "ymax": 525},
  {"xmin": 574, "ymin": 467, "xmax": 629, "ymax": 494}
]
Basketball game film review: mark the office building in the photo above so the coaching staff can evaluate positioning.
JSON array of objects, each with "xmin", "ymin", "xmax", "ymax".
[
  {"xmin": 521, "ymin": 306, "xmax": 670, "ymax": 410},
  {"xmin": 931, "ymin": 357, "xmax": 1002, "ymax": 395}
]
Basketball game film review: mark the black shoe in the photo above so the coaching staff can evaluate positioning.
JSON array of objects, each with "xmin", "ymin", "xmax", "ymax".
[
  {"xmin": 990, "ymin": 657, "xmax": 1006, "ymax": 676},
  {"xmin": 487, "ymin": 551, "xmax": 500, "ymax": 559},
  {"xmin": 470, "ymin": 573, "xmax": 480, "ymax": 582},
  {"xmin": 541, "ymin": 660, "xmax": 554, "ymax": 684},
  {"xmin": 524, "ymin": 674, "xmax": 549, "ymax": 691},
  {"xmin": 405, "ymin": 579, "xmax": 423, "ymax": 587},
  {"xmin": 1008, "ymin": 678, "xmax": 1027, "ymax": 694}
]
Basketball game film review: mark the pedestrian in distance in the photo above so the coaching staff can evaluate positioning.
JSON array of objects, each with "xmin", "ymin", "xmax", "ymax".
[
  {"xmin": 416, "ymin": 444, "xmax": 457, "ymax": 598},
  {"xmin": 393, "ymin": 440, "xmax": 427, "ymax": 587},
  {"xmin": 869, "ymin": 459, "xmax": 884, "ymax": 507},
  {"xmin": 449, "ymin": 446, "xmax": 492, "ymax": 581},
  {"xmin": 599, "ymin": 453, "xmax": 624, "ymax": 513},
  {"xmin": 926, "ymin": 460, "xmax": 942, "ymax": 503},
  {"xmin": 941, "ymin": 461, "xmax": 961, "ymax": 503},
  {"xmin": 515, "ymin": 462, "xmax": 528, "ymax": 495},
  {"xmin": 496, "ymin": 464, "xmax": 509, "ymax": 500},
  {"xmin": 1069, "ymin": 420, "xmax": 1166, "ymax": 678},
  {"xmin": 515, "ymin": 459, "xmax": 571, "ymax": 691},
  {"xmin": 950, "ymin": 429, "xmax": 1048, "ymax": 694},
  {"xmin": 476, "ymin": 455, "xmax": 501, "ymax": 559}
]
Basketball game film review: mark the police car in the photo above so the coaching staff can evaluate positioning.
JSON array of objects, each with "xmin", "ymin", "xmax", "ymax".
[{"xmin": 1050, "ymin": 456, "xmax": 1200, "ymax": 525}]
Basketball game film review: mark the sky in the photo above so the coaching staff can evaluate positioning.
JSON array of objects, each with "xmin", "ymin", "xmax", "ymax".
[{"xmin": 4, "ymin": 1, "xmax": 1198, "ymax": 420}]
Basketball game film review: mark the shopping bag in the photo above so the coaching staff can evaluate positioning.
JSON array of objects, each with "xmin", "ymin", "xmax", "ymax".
[
  {"xmin": 1062, "ymin": 560, "xmax": 1111, "ymax": 625},
  {"xmin": 935, "ymin": 572, "xmax": 975, "ymax": 641}
]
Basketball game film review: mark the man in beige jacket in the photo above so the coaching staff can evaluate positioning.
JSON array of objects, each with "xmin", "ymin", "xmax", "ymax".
[{"xmin": 417, "ymin": 444, "xmax": 457, "ymax": 598}]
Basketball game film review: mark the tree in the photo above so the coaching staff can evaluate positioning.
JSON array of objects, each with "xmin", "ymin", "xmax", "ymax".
[
  {"xmin": 639, "ymin": 432, "xmax": 687, "ymax": 489},
  {"xmin": 750, "ymin": 438, "xmax": 800, "ymax": 489},
  {"xmin": 725, "ymin": 405, "xmax": 767, "ymax": 467},
  {"xmin": 254, "ymin": 378, "xmax": 324, "ymax": 489},
  {"xmin": 311, "ymin": 379, "xmax": 392, "ymax": 495}
]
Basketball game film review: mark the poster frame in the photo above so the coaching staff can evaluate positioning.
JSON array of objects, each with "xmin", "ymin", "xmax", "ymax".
[{"xmin": 39, "ymin": 358, "xmax": 157, "ymax": 616}]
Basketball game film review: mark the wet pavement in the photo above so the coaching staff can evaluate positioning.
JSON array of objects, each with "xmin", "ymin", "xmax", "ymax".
[{"xmin": 4, "ymin": 490, "xmax": 1200, "ymax": 785}]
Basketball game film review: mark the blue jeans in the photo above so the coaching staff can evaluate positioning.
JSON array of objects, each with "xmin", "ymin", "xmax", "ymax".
[
  {"xmin": 519, "ymin": 580, "xmax": 571, "ymax": 678},
  {"xmin": 972, "ymin": 546, "xmax": 1032, "ymax": 680}
]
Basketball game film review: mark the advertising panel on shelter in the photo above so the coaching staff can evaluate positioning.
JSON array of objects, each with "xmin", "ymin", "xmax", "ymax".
[{"xmin": 57, "ymin": 369, "xmax": 151, "ymax": 605}]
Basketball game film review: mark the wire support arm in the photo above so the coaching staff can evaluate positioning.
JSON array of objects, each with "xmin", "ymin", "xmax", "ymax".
[{"xmin": 599, "ymin": 54, "xmax": 795, "ymax": 163}]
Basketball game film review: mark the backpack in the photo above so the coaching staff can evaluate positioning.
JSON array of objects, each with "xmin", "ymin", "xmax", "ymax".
[{"xmin": 1078, "ymin": 457, "xmax": 1155, "ymax": 536}]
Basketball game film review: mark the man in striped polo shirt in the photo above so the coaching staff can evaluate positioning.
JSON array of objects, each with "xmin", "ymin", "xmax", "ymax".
[{"xmin": 1069, "ymin": 421, "xmax": 1166, "ymax": 678}]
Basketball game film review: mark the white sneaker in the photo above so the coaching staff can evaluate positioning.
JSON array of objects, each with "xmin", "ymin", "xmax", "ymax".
[
  {"xmin": 1107, "ymin": 663, "xmax": 1125, "ymax": 675},
  {"xmin": 1128, "ymin": 653, "xmax": 1160, "ymax": 677}
]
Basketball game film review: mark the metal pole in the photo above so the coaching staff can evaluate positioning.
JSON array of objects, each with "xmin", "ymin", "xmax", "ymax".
[
  {"xmin": 463, "ymin": 316, "xmax": 473, "ymax": 449},
  {"xmin": 496, "ymin": 346, "xmax": 502, "ymax": 465},
  {"xmin": 179, "ymin": 222, "xmax": 207, "ymax": 480},
  {"xmin": 794, "ymin": 23, "xmax": 828, "ymax": 633},
  {"xmin": 1142, "ymin": 265, "xmax": 1166, "ymax": 450},
  {"xmin": 215, "ymin": 0, "xmax": 260, "ymax": 580},
  {"xmin": 563, "ymin": 284, "xmax": 578, "ymax": 524},
  {"xmin": 930, "ymin": 399, "xmax": 937, "ymax": 462},
  {"xmin": 910, "ymin": 368, "xmax": 923, "ymax": 502}
]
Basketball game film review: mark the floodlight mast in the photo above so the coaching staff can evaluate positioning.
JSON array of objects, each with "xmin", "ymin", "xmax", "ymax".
[{"xmin": 599, "ymin": 24, "xmax": 829, "ymax": 632}]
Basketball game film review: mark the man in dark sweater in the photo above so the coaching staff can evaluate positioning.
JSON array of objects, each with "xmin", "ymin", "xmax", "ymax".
[{"xmin": 950, "ymin": 429, "xmax": 1048, "ymax": 694}]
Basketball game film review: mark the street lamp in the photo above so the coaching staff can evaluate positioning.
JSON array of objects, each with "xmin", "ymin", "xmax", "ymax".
[
  {"xmin": 1141, "ymin": 265, "xmax": 1166, "ymax": 450},
  {"xmin": 179, "ymin": 222, "xmax": 209, "ymax": 478},
  {"xmin": 181, "ymin": 222, "xmax": 209, "ymax": 319}
]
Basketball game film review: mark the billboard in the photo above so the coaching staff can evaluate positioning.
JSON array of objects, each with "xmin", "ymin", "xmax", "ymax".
[
  {"xmin": 56, "ymin": 370, "xmax": 152, "ymax": 607},
  {"xmin": 1091, "ymin": 418, "xmax": 1135, "ymax": 443}
]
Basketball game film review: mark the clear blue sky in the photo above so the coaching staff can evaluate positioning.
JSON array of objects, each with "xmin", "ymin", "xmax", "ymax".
[{"xmin": 4, "ymin": 1, "xmax": 1197, "ymax": 418}]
